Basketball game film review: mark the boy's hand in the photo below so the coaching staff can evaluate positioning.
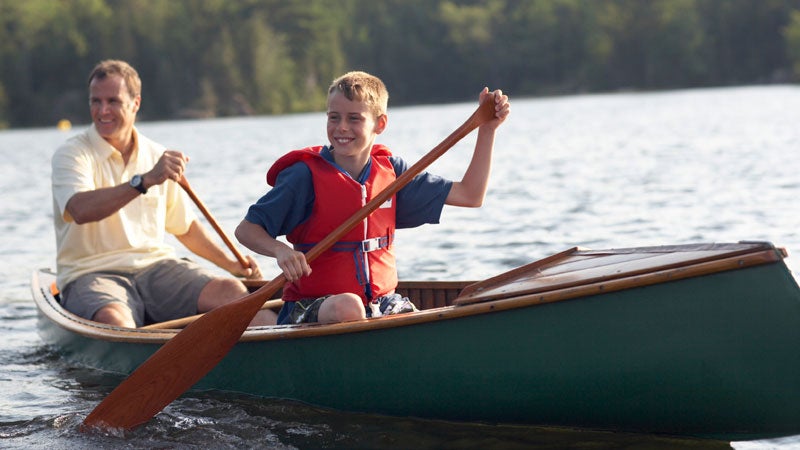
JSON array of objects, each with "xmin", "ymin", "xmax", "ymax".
[
  {"xmin": 479, "ymin": 87, "xmax": 510, "ymax": 130},
  {"xmin": 274, "ymin": 244, "xmax": 312, "ymax": 282}
]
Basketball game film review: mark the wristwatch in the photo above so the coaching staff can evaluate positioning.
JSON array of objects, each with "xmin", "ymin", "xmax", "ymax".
[{"xmin": 129, "ymin": 174, "xmax": 147, "ymax": 195}]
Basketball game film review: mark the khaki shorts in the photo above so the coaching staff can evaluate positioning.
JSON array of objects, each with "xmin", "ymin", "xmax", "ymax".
[{"xmin": 61, "ymin": 258, "xmax": 217, "ymax": 327}]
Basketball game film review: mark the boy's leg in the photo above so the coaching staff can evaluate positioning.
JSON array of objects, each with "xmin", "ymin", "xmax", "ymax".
[{"xmin": 318, "ymin": 293, "xmax": 365, "ymax": 323}]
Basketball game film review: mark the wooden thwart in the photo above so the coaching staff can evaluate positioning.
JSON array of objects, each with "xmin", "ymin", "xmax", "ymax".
[{"xmin": 142, "ymin": 299, "xmax": 285, "ymax": 330}]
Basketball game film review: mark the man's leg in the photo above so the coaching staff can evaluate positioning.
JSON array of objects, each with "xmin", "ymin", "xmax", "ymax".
[
  {"xmin": 137, "ymin": 258, "xmax": 277, "ymax": 326},
  {"xmin": 197, "ymin": 278, "xmax": 278, "ymax": 326},
  {"xmin": 61, "ymin": 272, "xmax": 141, "ymax": 327},
  {"xmin": 92, "ymin": 303, "xmax": 137, "ymax": 328}
]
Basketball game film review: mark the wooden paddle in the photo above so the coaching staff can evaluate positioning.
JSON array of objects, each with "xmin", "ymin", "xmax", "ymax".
[
  {"xmin": 142, "ymin": 299, "xmax": 284, "ymax": 330},
  {"xmin": 81, "ymin": 98, "xmax": 497, "ymax": 432},
  {"xmin": 178, "ymin": 177, "xmax": 249, "ymax": 269}
]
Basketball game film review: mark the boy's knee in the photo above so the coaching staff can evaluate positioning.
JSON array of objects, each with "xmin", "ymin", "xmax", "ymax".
[{"xmin": 319, "ymin": 293, "xmax": 365, "ymax": 323}]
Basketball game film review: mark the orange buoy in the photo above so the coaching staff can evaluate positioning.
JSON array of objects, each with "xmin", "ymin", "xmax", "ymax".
[{"xmin": 57, "ymin": 119, "xmax": 72, "ymax": 131}]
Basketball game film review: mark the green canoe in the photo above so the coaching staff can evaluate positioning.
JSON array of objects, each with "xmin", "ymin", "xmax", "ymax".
[{"xmin": 31, "ymin": 241, "xmax": 800, "ymax": 439}]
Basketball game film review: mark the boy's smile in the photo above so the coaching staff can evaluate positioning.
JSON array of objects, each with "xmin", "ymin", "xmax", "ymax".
[{"xmin": 326, "ymin": 91, "xmax": 387, "ymax": 175}]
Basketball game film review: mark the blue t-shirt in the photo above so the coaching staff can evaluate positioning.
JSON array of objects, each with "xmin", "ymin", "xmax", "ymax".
[{"xmin": 245, "ymin": 146, "xmax": 453, "ymax": 237}]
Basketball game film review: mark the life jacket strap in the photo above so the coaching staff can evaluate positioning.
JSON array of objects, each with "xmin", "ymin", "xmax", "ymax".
[{"xmin": 295, "ymin": 234, "xmax": 393, "ymax": 253}]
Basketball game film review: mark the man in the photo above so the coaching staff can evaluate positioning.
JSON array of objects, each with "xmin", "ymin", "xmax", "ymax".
[{"xmin": 51, "ymin": 59, "xmax": 276, "ymax": 328}]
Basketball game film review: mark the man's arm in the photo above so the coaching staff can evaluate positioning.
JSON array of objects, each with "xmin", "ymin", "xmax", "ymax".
[
  {"xmin": 175, "ymin": 220, "xmax": 260, "ymax": 278},
  {"xmin": 65, "ymin": 183, "xmax": 144, "ymax": 224},
  {"xmin": 65, "ymin": 150, "xmax": 188, "ymax": 224}
]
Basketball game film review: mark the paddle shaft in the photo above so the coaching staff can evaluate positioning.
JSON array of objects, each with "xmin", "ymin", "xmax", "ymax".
[
  {"xmin": 82, "ymin": 99, "xmax": 497, "ymax": 432},
  {"xmin": 142, "ymin": 299, "xmax": 284, "ymax": 330},
  {"xmin": 178, "ymin": 177, "xmax": 249, "ymax": 269}
]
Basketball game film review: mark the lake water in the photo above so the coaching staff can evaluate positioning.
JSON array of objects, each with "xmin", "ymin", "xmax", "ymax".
[{"xmin": 1, "ymin": 85, "xmax": 799, "ymax": 448}]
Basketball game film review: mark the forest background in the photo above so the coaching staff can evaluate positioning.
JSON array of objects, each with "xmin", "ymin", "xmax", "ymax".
[{"xmin": 2, "ymin": 0, "xmax": 800, "ymax": 129}]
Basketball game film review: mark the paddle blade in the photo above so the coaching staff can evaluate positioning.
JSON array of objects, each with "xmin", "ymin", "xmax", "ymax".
[{"xmin": 81, "ymin": 282, "xmax": 279, "ymax": 432}]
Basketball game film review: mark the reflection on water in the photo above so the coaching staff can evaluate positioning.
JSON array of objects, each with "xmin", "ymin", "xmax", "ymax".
[{"xmin": 1, "ymin": 85, "xmax": 800, "ymax": 448}]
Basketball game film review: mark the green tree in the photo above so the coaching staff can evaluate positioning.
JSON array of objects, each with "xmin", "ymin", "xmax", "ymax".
[
  {"xmin": 438, "ymin": 0, "xmax": 504, "ymax": 93},
  {"xmin": 0, "ymin": 0, "xmax": 797, "ymax": 128},
  {"xmin": 0, "ymin": 0, "xmax": 112, "ymax": 126},
  {"xmin": 262, "ymin": 0, "xmax": 348, "ymax": 110},
  {"xmin": 499, "ymin": 0, "xmax": 594, "ymax": 94},
  {"xmin": 243, "ymin": 14, "xmax": 297, "ymax": 114},
  {"xmin": 0, "ymin": 82, "xmax": 8, "ymax": 129},
  {"xmin": 697, "ymin": 0, "xmax": 794, "ymax": 84},
  {"xmin": 345, "ymin": 0, "xmax": 463, "ymax": 104},
  {"xmin": 783, "ymin": 9, "xmax": 800, "ymax": 80}
]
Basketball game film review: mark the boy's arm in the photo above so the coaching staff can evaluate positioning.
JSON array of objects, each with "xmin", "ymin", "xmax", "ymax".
[
  {"xmin": 235, "ymin": 219, "xmax": 311, "ymax": 282},
  {"xmin": 446, "ymin": 88, "xmax": 510, "ymax": 207}
]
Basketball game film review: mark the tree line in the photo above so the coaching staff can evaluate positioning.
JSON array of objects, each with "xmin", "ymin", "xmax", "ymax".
[{"xmin": 1, "ymin": 0, "xmax": 799, "ymax": 129}]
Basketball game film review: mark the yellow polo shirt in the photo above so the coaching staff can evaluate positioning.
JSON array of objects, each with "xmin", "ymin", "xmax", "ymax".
[{"xmin": 51, "ymin": 125, "xmax": 197, "ymax": 288}]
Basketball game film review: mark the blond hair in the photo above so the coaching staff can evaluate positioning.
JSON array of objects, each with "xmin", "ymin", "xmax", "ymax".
[{"xmin": 328, "ymin": 71, "xmax": 388, "ymax": 117}]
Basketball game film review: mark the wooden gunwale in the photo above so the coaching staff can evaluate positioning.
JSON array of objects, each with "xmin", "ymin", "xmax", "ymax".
[
  {"xmin": 33, "ymin": 244, "xmax": 784, "ymax": 344},
  {"xmin": 32, "ymin": 271, "xmax": 178, "ymax": 342}
]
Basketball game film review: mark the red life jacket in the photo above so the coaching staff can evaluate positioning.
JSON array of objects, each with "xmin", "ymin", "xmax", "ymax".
[{"xmin": 266, "ymin": 145, "xmax": 397, "ymax": 304}]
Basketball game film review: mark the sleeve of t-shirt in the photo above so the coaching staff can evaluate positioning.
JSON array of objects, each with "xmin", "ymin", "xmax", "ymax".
[
  {"xmin": 391, "ymin": 156, "xmax": 453, "ymax": 229},
  {"xmin": 51, "ymin": 143, "xmax": 94, "ymax": 222},
  {"xmin": 164, "ymin": 178, "xmax": 198, "ymax": 236},
  {"xmin": 244, "ymin": 162, "xmax": 315, "ymax": 237}
]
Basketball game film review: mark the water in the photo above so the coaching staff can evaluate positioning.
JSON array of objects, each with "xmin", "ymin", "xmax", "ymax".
[{"xmin": 2, "ymin": 85, "xmax": 799, "ymax": 448}]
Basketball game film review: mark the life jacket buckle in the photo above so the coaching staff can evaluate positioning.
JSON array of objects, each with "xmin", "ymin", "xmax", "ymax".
[{"xmin": 360, "ymin": 237, "xmax": 383, "ymax": 252}]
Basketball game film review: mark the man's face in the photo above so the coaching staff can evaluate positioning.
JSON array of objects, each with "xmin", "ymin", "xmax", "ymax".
[{"xmin": 89, "ymin": 74, "xmax": 140, "ymax": 151}]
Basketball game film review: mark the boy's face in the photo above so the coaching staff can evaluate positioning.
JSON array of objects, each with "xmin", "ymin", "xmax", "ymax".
[{"xmin": 326, "ymin": 91, "xmax": 386, "ymax": 160}]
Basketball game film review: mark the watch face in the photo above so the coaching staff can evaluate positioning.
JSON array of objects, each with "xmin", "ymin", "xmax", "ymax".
[{"xmin": 130, "ymin": 174, "xmax": 146, "ymax": 193}]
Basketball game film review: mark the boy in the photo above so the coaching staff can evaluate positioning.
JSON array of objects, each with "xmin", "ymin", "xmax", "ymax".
[{"xmin": 235, "ymin": 71, "xmax": 510, "ymax": 324}]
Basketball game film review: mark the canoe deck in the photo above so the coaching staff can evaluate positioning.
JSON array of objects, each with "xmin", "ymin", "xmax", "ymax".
[{"xmin": 456, "ymin": 241, "xmax": 786, "ymax": 305}]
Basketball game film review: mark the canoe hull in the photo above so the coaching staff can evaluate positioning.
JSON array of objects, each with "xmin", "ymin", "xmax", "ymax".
[
  {"xmin": 32, "ymin": 243, "xmax": 800, "ymax": 439},
  {"xmin": 202, "ymin": 264, "xmax": 800, "ymax": 438}
]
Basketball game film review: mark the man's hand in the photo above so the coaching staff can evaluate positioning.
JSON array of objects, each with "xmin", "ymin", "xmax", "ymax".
[
  {"xmin": 222, "ymin": 254, "xmax": 262, "ymax": 279},
  {"xmin": 144, "ymin": 150, "xmax": 189, "ymax": 188},
  {"xmin": 241, "ymin": 255, "xmax": 263, "ymax": 279}
]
